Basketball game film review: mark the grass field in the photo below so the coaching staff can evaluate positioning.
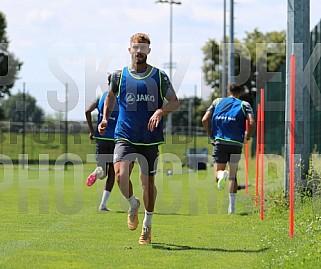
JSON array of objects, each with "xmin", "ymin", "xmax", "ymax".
[
  {"xmin": 0, "ymin": 132, "xmax": 213, "ymax": 163},
  {"xmin": 1, "ymin": 161, "xmax": 321, "ymax": 269},
  {"xmin": 1, "ymin": 134, "xmax": 321, "ymax": 268}
]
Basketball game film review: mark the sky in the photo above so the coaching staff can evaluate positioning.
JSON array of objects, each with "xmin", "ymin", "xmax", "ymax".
[{"xmin": 1, "ymin": 0, "xmax": 321, "ymax": 120}]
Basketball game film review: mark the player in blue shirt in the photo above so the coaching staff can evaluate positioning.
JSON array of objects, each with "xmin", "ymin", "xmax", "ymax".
[
  {"xmin": 98, "ymin": 33, "xmax": 179, "ymax": 244},
  {"xmin": 85, "ymin": 74, "xmax": 118, "ymax": 211},
  {"xmin": 202, "ymin": 83, "xmax": 255, "ymax": 214}
]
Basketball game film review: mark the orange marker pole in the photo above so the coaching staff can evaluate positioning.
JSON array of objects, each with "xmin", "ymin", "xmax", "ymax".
[
  {"xmin": 260, "ymin": 88, "xmax": 265, "ymax": 221},
  {"xmin": 255, "ymin": 104, "xmax": 261, "ymax": 207}
]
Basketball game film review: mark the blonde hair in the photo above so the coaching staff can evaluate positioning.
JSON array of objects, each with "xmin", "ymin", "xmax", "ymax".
[{"xmin": 130, "ymin": 33, "xmax": 151, "ymax": 44}]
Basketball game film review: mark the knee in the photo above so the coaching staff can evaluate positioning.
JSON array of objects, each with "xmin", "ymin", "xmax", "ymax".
[
  {"xmin": 141, "ymin": 176, "xmax": 155, "ymax": 190},
  {"xmin": 114, "ymin": 167, "xmax": 121, "ymax": 183}
]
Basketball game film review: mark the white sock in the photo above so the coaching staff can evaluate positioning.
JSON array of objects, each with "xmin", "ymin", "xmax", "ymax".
[
  {"xmin": 94, "ymin": 166, "xmax": 104, "ymax": 179},
  {"xmin": 228, "ymin": 193, "xmax": 236, "ymax": 214},
  {"xmin": 127, "ymin": 195, "xmax": 138, "ymax": 208},
  {"xmin": 217, "ymin": 170, "xmax": 224, "ymax": 180},
  {"xmin": 100, "ymin": 190, "xmax": 110, "ymax": 207},
  {"xmin": 143, "ymin": 210, "xmax": 153, "ymax": 227}
]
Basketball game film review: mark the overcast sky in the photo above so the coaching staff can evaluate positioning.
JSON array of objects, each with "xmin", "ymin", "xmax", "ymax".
[{"xmin": 1, "ymin": 0, "xmax": 321, "ymax": 120}]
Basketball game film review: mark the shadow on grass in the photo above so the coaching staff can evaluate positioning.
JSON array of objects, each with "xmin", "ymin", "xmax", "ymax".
[
  {"xmin": 151, "ymin": 242, "xmax": 270, "ymax": 253},
  {"xmin": 112, "ymin": 210, "xmax": 259, "ymax": 217},
  {"xmin": 239, "ymin": 211, "xmax": 258, "ymax": 216},
  {"xmin": 112, "ymin": 211, "xmax": 190, "ymax": 216}
]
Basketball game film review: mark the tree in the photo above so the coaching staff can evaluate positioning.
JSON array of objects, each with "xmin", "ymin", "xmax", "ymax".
[
  {"xmin": 202, "ymin": 39, "xmax": 220, "ymax": 88},
  {"xmin": 0, "ymin": 104, "xmax": 5, "ymax": 120},
  {"xmin": 201, "ymin": 37, "xmax": 242, "ymax": 99},
  {"xmin": 0, "ymin": 12, "xmax": 23, "ymax": 99},
  {"xmin": 201, "ymin": 28, "xmax": 286, "ymax": 104},
  {"xmin": 2, "ymin": 92, "xmax": 45, "ymax": 124},
  {"xmin": 171, "ymin": 96, "xmax": 204, "ymax": 136},
  {"xmin": 242, "ymin": 28, "xmax": 286, "ymax": 91}
]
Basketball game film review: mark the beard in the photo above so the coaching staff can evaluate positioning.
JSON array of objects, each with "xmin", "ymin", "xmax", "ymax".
[{"xmin": 133, "ymin": 53, "xmax": 147, "ymax": 65}]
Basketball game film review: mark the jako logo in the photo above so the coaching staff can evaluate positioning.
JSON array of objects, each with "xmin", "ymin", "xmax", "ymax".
[
  {"xmin": 126, "ymin": 93, "xmax": 136, "ymax": 104},
  {"xmin": 126, "ymin": 93, "xmax": 155, "ymax": 104}
]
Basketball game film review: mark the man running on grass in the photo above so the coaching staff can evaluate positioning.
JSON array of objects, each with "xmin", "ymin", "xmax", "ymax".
[
  {"xmin": 202, "ymin": 83, "xmax": 255, "ymax": 214},
  {"xmin": 85, "ymin": 74, "xmax": 117, "ymax": 212},
  {"xmin": 99, "ymin": 33, "xmax": 179, "ymax": 244}
]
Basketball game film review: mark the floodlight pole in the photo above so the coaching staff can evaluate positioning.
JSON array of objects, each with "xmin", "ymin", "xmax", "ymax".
[
  {"xmin": 222, "ymin": 0, "xmax": 227, "ymax": 96},
  {"xmin": 22, "ymin": 82, "xmax": 26, "ymax": 169},
  {"xmin": 228, "ymin": 0, "xmax": 234, "ymax": 83},
  {"xmin": 156, "ymin": 0, "xmax": 181, "ymax": 136},
  {"xmin": 193, "ymin": 85, "xmax": 197, "ymax": 151},
  {"xmin": 64, "ymin": 83, "xmax": 68, "ymax": 170}
]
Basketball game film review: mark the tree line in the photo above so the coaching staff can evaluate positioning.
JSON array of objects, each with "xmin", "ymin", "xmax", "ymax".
[{"xmin": 0, "ymin": 10, "xmax": 286, "ymax": 131}]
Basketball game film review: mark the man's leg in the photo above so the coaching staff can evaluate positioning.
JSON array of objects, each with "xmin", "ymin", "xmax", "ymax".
[
  {"xmin": 215, "ymin": 163, "xmax": 228, "ymax": 190},
  {"xmin": 138, "ymin": 146, "xmax": 158, "ymax": 244},
  {"xmin": 99, "ymin": 142, "xmax": 115, "ymax": 211},
  {"xmin": 86, "ymin": 141, "xmax": 105, "ymax": 187},
  {"xmin": 141, "ymin": 173, "xmax": 156, "ymax": 228},
  {"xmin": 140, "ymin": 174, "xmax": 156, "ymax": 212},
  {"xmin": 215, "ymin": 163, "xmax": 227, "ymax": 182},
  {"xmin": 114, "ymin": 160, "xmax": 132, "ymax": 199},
  {"xmin": 99, "ymin": 163, "xmax": 115, "ymax": 211},
  {"xmin": 213, "ymin": 144, "xmax": 229, "ymax": 190},
  {"xmin": 114, "ymin": 160, "xmax": 140, "ymax": 230},
  {"xmin": 105, "ymin": 163, "xmax": 115, "ymax": 192},
  {"xmin": 227, "ymin": 162, "xmax": 238, "ymax": 214},
  {"xmin": 138, "ymin": 173, "xmax": 155, "ymax": 245}
]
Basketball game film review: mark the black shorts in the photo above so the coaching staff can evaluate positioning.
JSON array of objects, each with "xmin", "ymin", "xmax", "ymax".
[
  {"xmin": 96, "ymin": 139, "xmax": 115, "ymax": 172},
  {"xmin": 212, "ymin": 143, "xmax": 242, "ymax": 164},
  {"xmin": 114, "ymin": 140, "xmax": 159, "ymax": 176}
]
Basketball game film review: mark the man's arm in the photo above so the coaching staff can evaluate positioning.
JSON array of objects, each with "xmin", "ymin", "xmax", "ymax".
[
  {"xmin": 201, "ymin": 110, "xmax": 213, "ymax": 137},
  {"xmin": 98, "ymin": 91, "xmax": 116, "ymax": 135},
  {"xmin": 160, "ymin": 94, "xmax": 180, "ymax": 115},
  {"xmin": 245, "ymin": 113, "xmax": 256, "ymax": 140},
  {"xmin": 98, "ymin": 71, "xmax": 120, "ymax": 135},
  {"xmin": 85, "ymin": 101, "xmax": 97, "ymax": 140},
  {"xmin": 147, "ymin": 76, "xmax": 179, "ymax": 132},
  {"xmin": 242, "ymin": 101, "xmax": 256, "ymax": 140},
  {"xmin": 201, "ymin": 100, "xmax": 217, "ymax": 137}
]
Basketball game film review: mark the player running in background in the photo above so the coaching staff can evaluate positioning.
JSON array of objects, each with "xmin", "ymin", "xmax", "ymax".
[
  {"xmin": 85, "ymin": 74, "xmax": 118, "ymax": 212},
  {"xmin": 202, "ymin": 83, "xmax": 255, "ymax": 214},
  {"xmin": 98, "ymin": 33, "xmax": 179, "ymax": 244}
]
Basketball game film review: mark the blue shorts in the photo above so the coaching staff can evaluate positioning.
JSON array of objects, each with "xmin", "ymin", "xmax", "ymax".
[
  {"xmin": 113, "ymin": 140, "xmax": 159, "ymax": 176},
  {"xmin": 212, "ymin": 143, "xmax": 242, "ymax": 164}
]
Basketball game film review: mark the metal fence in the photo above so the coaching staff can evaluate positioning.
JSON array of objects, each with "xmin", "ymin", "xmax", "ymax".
[
  {"xmin": 310, "ymin": 20, "xmax": 321, "ymax": 153},
  {"xmin": 261, "ymin": 20, "xmax": 321, "ymax": 155}
]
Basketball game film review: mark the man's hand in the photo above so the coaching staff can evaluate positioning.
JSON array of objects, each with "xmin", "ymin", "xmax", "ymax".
[
  {"xmin": 88, "ymin": 132, "xmax": 94, "ymax": 140},
  {"xmin": 148, "ymin": 109, "xmax": 162, "ymax": 132},
  {"xmin": 98, "ymin": 120, "xmax": 107, "ymax": 135},
  {"xmin": 244, "ymin": 132, "xmax": 251, "ymax": 142}
]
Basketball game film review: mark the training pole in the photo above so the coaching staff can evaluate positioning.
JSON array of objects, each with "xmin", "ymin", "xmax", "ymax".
[
  {"xmin": 255, "ymin": 104, "xmax": 261, "ymax": 207},
  {"xmin": 289, "ymin": 54, "xmax": 296, "ymax": 238},
  {"xmin": 245, "ymin": 120, "xmax": 249, "ymax": 195},
  {"xmin": 260, "ymin": 88, "xmax": 265, "ymax": 220}
]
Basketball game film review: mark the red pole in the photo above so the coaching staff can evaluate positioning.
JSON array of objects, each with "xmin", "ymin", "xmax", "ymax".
[
  {"xmin": 289, "ymin": 54, "xmax": 296, "ymax": 238},
  {"xmin": 255, "ymin": 104, "xmax": 261, "ymax": 207},
  {"xmin": 245, "ymin": 119, "xmax": 249, "ymax": 195},
  {"xmin": 260, "ymin": 88, "xmax": 265, "ymax": 221}
]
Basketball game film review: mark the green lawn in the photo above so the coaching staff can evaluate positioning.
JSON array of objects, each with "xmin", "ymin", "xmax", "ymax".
[
  {"xmin": 1, "ymin": 162, "xmax": 321, "ymax": 268},
  {"xmin": 0, "ymin": 133, "xmax": 213, "ymax": 163}
]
